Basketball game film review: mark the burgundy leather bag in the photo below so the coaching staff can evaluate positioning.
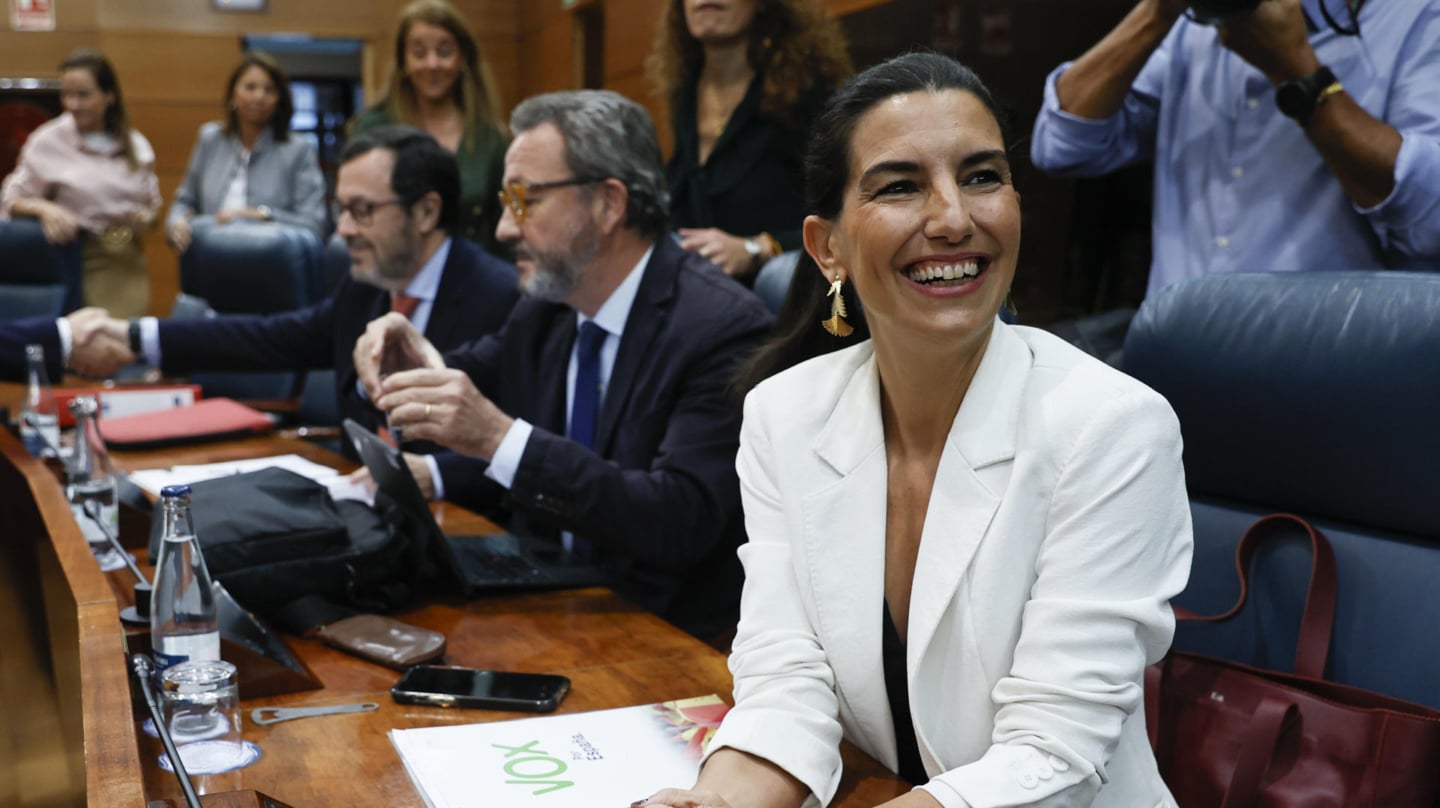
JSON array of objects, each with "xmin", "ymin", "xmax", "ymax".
[{"xmin": 1145, "ymin": 513, "xmax": 1440, "ymax": 807}]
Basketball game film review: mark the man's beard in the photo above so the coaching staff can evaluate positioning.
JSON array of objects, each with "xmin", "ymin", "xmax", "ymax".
[
  {"xmin": 348, "ymin": 231, "xmax": 418, "ymax": 290},
  {"xmin": 518, "ymin": 218, "xmax": 599, "ymax": 303}
]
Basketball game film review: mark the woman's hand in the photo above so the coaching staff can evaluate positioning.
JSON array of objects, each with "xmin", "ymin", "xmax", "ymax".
[
  {"xmin": 875, "ymin": 790, "xmax": 944, "ymax": 808},
  {"xmin": 678, "ymin": 227, "xmax": 769, "ymax": 278},
  {"xmin": 31, "ymin": 200, "xmax": 80, "ymax": 245},
  {"xmin": 634, "ymin": 789, "xmax": 735, "ymax": 808},
  {"xmin": 215, "ymin": 206, "xmax": 273, "ymax": 225},
  {"xmin": 216, "ymin": 207, "xmax": 252, "ymax": 225},
  {"xmin": 129, "ymin": 208, "xmax": 158, "ymax": 230},
  {"xmin": 167, "ymin": 218, "xmax": 193, "ymax": 253}
]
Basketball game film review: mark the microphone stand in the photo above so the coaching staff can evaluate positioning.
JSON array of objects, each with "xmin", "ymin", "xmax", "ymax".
[
  {"xmin": 22, "ymin": 410, "xmax": 66, "ymax": 458},
  {"xmin": 82, "ymin": 496, "xmax": 148, "ymax": 584},
  {"xmin": 131, "ymin": 654, "xmax": 204, "ymax": 808}
]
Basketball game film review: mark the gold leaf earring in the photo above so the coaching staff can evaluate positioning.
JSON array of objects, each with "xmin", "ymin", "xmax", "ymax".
[{"xmin": 821, "ymin": 276, "xmax": 853, "ymax": 337}]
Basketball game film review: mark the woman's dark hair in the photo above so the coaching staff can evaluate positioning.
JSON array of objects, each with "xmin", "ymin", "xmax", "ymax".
[
  {"xmin": 647, "ymin": 0, "xmax": 853, "ymax": 130},
  {"xmin": 58, "ymin": 49, "xmax": 139, "ymax": 170},
  {"xmin": 224, "ymin": 52, "xmax": 294, "ymax": 142},
  {"xmin": 737, "ymin": 52, "xmax": 1011, "ymax": 394}
]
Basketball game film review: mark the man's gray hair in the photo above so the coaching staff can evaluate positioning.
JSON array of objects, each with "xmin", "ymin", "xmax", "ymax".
[{"xmin": 510, "ymin": 90, "xmax": 670, "ymax": 240}]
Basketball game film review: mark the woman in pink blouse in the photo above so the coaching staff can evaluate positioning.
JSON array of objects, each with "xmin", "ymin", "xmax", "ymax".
[{"xmin": 1, "ymin": 49, "xmax": 160, "ymax": 319}]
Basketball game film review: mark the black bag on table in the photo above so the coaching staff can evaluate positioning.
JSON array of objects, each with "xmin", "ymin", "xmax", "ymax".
[{"xmin": 146, "ymin": 466, "xmax": 437, "ymax": 616}]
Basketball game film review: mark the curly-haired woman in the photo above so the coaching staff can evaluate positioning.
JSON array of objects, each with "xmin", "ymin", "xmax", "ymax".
[{"xmin": 648, "ymin": 0, "xmax": 851, "ymax": 281}]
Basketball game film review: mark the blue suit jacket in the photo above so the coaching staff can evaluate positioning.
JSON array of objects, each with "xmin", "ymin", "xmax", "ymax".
[
  {"xmin": 155, "ymin": 237, "xmax": 518, "ymax": 440},
  {"xmin": 436, "ymin": 237, "xmax": 774, "ymax": 638},
  {"xmin": 1, "ymin": 316, "xmax": 63, "ymax": 381}
]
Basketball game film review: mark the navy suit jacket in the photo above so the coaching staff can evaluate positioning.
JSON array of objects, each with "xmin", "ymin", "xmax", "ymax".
[
  {"xmin": 1, "ymin": 316, "xmax": 63, "ymax": 381},
  {"xmin": 156, "ymin": 237, "xmax": 518, "ymax": 440},
  {"xmin": 434, "ymin": 237, "xmax": 774, "ymax": 639}
]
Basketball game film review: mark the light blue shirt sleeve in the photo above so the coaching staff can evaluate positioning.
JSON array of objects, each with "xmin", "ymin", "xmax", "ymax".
[
  {"xmin": 482, "ymin": 417, "xmax": 533, "ymax": 489},
  {"xmin": 1030, "ymin": 34, "xmax": 1170, "ymax": 178},
  {"xmin": 1350, "ymin": 10, "xmax": 1440, "ymax": 258}
]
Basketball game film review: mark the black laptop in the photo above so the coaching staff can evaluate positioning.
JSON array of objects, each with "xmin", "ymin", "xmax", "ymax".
[{"xmin": 342, "ymin": 419, "xmax": 610, "ymax": 593}]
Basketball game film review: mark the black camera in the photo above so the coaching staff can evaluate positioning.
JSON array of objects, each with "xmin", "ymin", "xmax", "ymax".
[{"xmin": 1188, "ymin": 0, "xmax": 1261, "ymax": 24}]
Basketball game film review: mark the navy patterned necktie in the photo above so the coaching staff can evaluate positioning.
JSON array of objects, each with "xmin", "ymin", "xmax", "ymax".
[
  {"xmin": 569, "ymin": 321, "xmax": 606, "ymax": 449},
  {"xmin": 566, "ymin": 321, "xmax": 606, "ymax": 560}
]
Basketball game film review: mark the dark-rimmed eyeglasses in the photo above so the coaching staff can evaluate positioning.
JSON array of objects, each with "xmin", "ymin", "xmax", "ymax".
[
  {"xmin": 498, "ymin": 177, "xmax": 603, "ymax": 222},
  {"xmin": 331, "ymin": 197, "xmax": 405, "ymax": 226}
]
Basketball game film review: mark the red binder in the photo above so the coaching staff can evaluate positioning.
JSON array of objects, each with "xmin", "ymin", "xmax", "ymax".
[{"xmin": 99, "ymin": 398, "xmax": 275, "ymax": 449}]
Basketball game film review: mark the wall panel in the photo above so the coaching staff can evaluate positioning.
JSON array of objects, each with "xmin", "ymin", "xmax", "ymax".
[
  {"xmin": 603, "ymin": 0, "xmax": 662, "ymax": 80},
  {"xmin": 520, "ymin": 15, "xmax": 577, "ymax": 99},
  {"xmin": 2, "ymin": 0, "xmax": 520, "ymax": 317}
]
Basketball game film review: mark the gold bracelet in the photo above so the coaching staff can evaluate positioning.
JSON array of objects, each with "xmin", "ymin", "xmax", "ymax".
[{"xmin": 1316, "ymin": 81, "xmax": 1344, "ymax": 107}]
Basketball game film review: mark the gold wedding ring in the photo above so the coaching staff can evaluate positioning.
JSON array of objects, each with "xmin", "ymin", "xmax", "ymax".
[{"xmin": 425, "ymin": 403, "xmax": 433, "ymax": 419}]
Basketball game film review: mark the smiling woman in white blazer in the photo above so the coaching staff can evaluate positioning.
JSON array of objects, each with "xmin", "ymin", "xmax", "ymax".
[{"xmin": 643, "ymin": 53, "xmax": 1192, "ymax": 808}]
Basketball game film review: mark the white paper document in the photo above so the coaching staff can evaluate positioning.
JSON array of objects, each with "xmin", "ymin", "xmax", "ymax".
[{"xmin": 389, "ymin": 695, "xmax": 730, "ymax": 808}]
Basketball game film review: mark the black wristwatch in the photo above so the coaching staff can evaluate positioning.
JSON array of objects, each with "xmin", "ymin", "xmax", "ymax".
[
  {"xmin": 1276, "ymin": 65, "xmax": 1341, "ymax": 125},
  {"xmin": 127, "ymin": 318, "xmax": 143, "ymax": 355}
]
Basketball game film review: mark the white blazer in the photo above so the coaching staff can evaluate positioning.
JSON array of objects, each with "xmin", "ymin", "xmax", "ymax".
[{"xmin": 707, "ymin": 323, "xmax": 1192, "ymax": 808}]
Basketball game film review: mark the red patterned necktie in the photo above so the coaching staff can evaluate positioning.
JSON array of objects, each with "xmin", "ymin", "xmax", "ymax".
[{"xmin": 391, "ymin": 292, "xmax": 421, "ymax": 320}]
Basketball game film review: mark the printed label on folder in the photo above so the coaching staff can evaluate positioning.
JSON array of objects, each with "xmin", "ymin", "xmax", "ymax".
[{"xmin": 389, "ymin": 695, "xmax": 730, "ymax": 807}]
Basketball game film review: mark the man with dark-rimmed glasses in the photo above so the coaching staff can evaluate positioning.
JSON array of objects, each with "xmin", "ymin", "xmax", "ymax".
[
  {"xmin": 352, "ymin": 91, "xmax": 773, "ymax": 641},
  {"xmin": 92, "ymin": 125, "xmax": 518, "ymax": 466}
]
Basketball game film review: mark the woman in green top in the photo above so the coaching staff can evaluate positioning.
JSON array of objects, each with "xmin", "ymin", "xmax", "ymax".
[{"xmin": 350, "ymin": 0, "xmax": 508, "ymax": 256}]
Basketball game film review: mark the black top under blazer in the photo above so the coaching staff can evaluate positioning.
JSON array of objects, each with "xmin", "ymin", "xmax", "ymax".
[{"xmin": 667, "ymin": 75, "xmax": 831, "ymax": 253}]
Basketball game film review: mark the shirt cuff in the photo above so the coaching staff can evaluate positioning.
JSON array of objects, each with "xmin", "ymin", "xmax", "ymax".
[
  {"xmin": 55, "ymin": 317, "xmax": 73, "ymax": 367},
  {"xmin": 1354, "ymin": 131, "xmax": 1440, "ymax": 228},
  {"xmin": 139, "ymin": 317, "xmax": 162, "ymax": 365},
  {"xmin": 424, "ymin": 453, "xmax": 446, "ymax": 501},
  {"xmin": 483, "ymin": 418, "xmax": 532, "ymax": 490}
]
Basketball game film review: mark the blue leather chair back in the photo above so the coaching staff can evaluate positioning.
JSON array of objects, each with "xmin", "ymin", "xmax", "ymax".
[
  {"xmin": 179, "ymin": 219, "xmax": 321, "ymax": 314},
  {"xmin": 0, "ymin": 218, "xmax": 82, "ymax": 318},
  {"xmin": 753, "ymin": 250, "xmax": 799, "ymax": 314},
  {"xmin": 319, "ymin": 234, "xmax": 351, "ymax": 298},
  {"xmin": 1124, "ymin": 271, "xmax": 1440, "ymax": 709},
  {"xmin": 178, "ymin": 220, "xmax": 323, "ymax": 400}
]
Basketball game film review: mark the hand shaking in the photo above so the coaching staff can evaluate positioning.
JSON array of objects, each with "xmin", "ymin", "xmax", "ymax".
[{"xmin": 65, "ymin": 308, "xmax": 134, "ymax": 377}]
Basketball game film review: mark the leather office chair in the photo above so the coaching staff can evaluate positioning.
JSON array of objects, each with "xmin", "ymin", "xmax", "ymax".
[
  {"xmin": 753, "ymin": 250, "xmax": 799, "ymax": 314},
  {"xmin": 319, "ymin": 234, "xmax": 351, "ymax": 298},
  {"xmin": 1123, "ymin": 271, "xmax": 1440, "ymax": 709},
  {"xmin": 178, "ymin": 219, "xmax": 324, "ymax": 402},
  {"xmin": 0, "ymin": 218, "xmax": 82, "ymax": 319}
]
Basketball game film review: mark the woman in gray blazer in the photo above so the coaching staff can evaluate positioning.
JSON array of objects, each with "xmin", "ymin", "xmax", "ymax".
[{"xmin": 166, "ymin": 52, "xmax": 326, "ymax": 252}]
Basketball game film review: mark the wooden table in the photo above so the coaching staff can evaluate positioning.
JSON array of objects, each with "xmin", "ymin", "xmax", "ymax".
[{"xmin": 0, "ymin": 397, "xmax": 908, "ymax": 807}]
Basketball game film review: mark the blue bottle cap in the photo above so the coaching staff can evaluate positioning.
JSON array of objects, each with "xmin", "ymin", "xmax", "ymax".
[{"xmin": 160, "ymin": 484, "xmax": 192, "ymax": 498}]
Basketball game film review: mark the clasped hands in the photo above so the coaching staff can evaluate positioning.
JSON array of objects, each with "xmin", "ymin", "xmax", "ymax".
[
  {"xmin": 66, "ymin": 308, "xmax": 135, "ymax": 377},
  {"xmin": 352, "ymin": 312, "xmax": 513, "ymax": 462}
]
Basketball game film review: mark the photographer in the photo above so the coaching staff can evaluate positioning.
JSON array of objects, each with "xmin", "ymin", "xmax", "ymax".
[{"xmin": 1031, "ymin": 0, "xmax": 1440, "ymax": 300}]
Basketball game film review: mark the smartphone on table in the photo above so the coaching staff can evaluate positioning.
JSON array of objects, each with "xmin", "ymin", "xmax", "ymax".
[{"xmin": 391, "ymin": 665, "xmax": 570, "ymax": 712}]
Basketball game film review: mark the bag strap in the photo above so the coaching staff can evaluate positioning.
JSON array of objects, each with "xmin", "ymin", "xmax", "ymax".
[
  {"xmin": 1219, "ymin": 695, "xmax": 1300, "ymax": 808},
  {"xmin": 1178, "ymin": 512, "xmax": 1338, "ymax": 679}
]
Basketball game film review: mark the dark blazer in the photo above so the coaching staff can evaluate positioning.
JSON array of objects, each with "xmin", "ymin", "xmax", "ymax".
[
  {"xmin": 1, "ymin": 316, "xmax": 63, "ymax": 381},
  {"xmin": 435, "ymin": 237, "xmax": 774, "ymax": 638},
  {"xmin": 156, "ymin": 237, "xmax": 518, "ymax": 439},
  {"xmin": 667, "ymin": 76, "xmax": 831, "ymax": 252}
]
